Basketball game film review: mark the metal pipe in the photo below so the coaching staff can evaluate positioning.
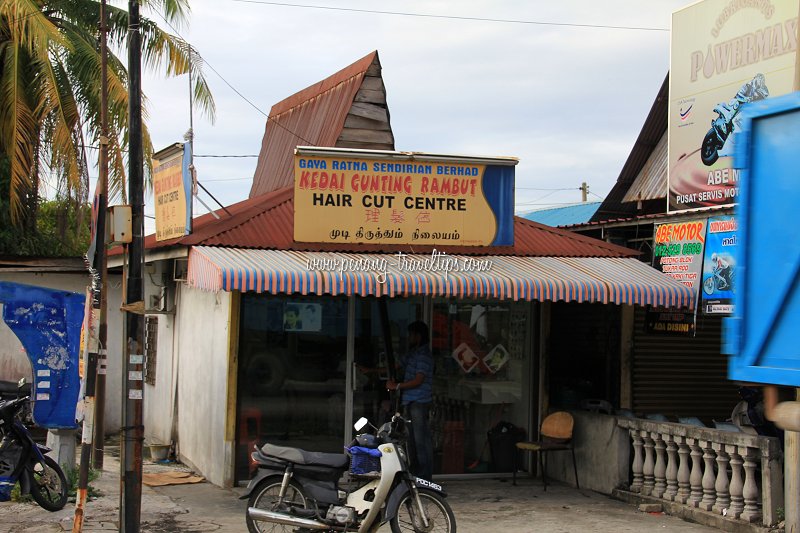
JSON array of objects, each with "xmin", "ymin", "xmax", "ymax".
[{"xmin": 246, "ymin": 508, "xmax": 327, "ymax": 530}]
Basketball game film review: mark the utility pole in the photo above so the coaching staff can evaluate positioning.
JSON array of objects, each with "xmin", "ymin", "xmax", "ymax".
[
  {"xmin": 72, "ymin": 4, "xmax": 108, "ymax": 526},
  {"xmin": 580, "ymin": 182, "xmax": 588, "ymax": 203},
  {"xmin": 120, "ymin": 1, "xmax": 145, "ymax": 531},
  {"xmin": 92, "ymin": 0, "xmax": 110, "ymax": 471}
]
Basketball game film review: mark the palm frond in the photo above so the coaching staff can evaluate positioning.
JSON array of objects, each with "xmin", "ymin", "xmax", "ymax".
[{"xmin": 0, "ymin": 39, "xmax": 38, "ymax": 222}]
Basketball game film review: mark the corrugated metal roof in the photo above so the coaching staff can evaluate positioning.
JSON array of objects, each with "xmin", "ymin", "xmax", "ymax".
[
  {"xmin": 591, "ymin": 74, "xmax": 669, "ymax": 222},
  {"xmin": 249, "ymin": 51, "xmax": 379, "ymax": 197},
  {"xmin": 142, "ymin": 187, "xmax": 637, "ymax": 258},
  {"xmin": 187, "ymin": 247, "xmax": 692, "ymax": 308},
  {"xmin": 520, "ymin": 202, "xmax": 601, "ymax": 227},
  {"xmin": 622, "ymin": 131, "xmax": 667, "ymax": 203}
]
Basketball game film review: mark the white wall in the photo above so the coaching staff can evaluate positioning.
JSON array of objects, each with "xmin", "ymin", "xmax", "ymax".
[
  {"xmin": 0, "ymin": 272, "xmax": 124, "ymax": 434},
  {"xmin": 142, "ymin": 259, "xmax": 178, "ymax": 447},
  {"xmin": 171, "ymin": 284, "xmax": 232, "ymax": 487}
]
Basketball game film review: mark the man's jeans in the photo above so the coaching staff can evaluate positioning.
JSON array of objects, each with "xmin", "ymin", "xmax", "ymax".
[{"xmin": 405, "ymin": 401, "xmax": 433, "ymax": 481}]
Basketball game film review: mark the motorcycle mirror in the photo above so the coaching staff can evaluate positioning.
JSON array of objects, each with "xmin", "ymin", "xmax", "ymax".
[
  {"xmin": 354, "ymin": 417, "xmax": 369, "ymax": 432},
  {"xmin": 17, "ymin": 377, "xmax": 26, "ymax": 389}
]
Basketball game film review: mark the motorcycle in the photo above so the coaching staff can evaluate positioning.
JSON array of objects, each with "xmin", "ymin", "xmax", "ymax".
[
  {"xmin": 0, "ymin": 378, "xmax": 68, "ymax": 511},
  {"xmin": 702, "ymin": 265, "xmax": 734, "ymax": 295},
  {"xmin": 701, "ymin": 74, "xmax": 769, "ymax": 166},
  {"xmin": 242, "ymin": 413, "xmax": 456, "ymax": 533}
]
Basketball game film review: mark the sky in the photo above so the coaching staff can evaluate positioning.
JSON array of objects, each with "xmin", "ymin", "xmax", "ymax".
[{"xmin": 98, "ymin": 0, "xmax": 691, "ymax": 233}]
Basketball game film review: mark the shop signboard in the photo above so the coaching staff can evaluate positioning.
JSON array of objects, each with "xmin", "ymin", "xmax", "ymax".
[
  {"xmin": 153, "ymin": 143, "xmax": 193, "ymax": 241},
  {"xmin": 668, "ymin": 0, "xmax": 798, "ymax": 213},
  {"xmin": 701, "ymin": 215, "xmax": 737, "ymax": 314},
  {"xmin": 293, "ymin": 148, "xmax": 517, "ymax": 247},
  {"xmin": 653, "ymin": 219, "xmax": 707, "ymax": 298}
]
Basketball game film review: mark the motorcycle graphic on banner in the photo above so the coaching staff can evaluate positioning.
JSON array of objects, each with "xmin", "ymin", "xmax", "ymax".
[
  {"xmin": 667, "ymin": 0, "xmax": 799, "ymax": 212},
  {"xmin": 702, "ymin": 215, "xmax": 737, "ymax": 314}
]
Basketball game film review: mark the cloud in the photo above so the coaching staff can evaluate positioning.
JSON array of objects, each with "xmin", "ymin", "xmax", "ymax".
[{"xmin": 136, "ymin": 0, "xmax": 688, "ymax": 232}]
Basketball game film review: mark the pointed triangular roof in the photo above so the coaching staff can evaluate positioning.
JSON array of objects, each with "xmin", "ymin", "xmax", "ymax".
[{"xmin": 249, "ymin": 51, "xmax": 394, "ymax": 197}]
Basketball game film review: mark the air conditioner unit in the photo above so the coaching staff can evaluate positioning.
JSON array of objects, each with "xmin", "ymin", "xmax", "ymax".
[{"xmin": 173, "ymin": 258, "xmax": 188, "ymax": 282}]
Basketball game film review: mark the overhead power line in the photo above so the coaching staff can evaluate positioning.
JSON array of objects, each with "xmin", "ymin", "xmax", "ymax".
[
  {"xmin": 151, "ymin": 9, "xmax": 316, "ymax": 146},
  {"xmin": 229, "ymin": 0, "xmax": 669, "ymax": 32}
]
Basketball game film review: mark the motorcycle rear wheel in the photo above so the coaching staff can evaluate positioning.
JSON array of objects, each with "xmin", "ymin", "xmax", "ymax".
[
  {"xmin": 246, "ymin": 478, "xmax": 310, "ymax": 533},
  {"xmin": 390, "ymin": 488, "xmax": 456, "ymax": 533},
  {"xmin": 28, "ymin": 455, "xmax": 67, "ymax": 512},
  {"xmin": 701, "ymin": 129, "xmax": 720, "ymax": 166}
]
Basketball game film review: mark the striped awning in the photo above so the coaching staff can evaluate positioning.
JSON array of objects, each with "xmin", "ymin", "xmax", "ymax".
[{"xmin": 188, "ymin": 246, "xmax": 694, "ymax": 308}]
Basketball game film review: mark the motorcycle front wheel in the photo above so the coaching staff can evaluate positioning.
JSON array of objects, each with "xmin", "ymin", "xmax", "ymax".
[
  {"xmin": 246, "ymin": 478, "xmax": 309, "ymax": 533},
  {"xmin": 390, "ymin": 488, "xmax": 456, "ymax": 533},
  {"xmin": 703, "ymin": 276, "xmax": 716, "ymax": 296},
  {"xmin": 28, "ymin": 455, "xmax": 67, "ymax": 512},
  {"xmin": 701, "ymin": 129, "xmax": 720, "ymax": 166}
]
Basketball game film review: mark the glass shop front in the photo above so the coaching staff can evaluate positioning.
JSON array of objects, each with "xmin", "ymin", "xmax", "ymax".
[{"xmin": 235, "ymin": 293, "xmax": 535, "ymax": 482}]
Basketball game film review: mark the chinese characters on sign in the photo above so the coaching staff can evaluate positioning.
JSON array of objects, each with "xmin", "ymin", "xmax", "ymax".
[{"xmin": 293, "ymin": 150, "xmax": 516, "ymax": 246}]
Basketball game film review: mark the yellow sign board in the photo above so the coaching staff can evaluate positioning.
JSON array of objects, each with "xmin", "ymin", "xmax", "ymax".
[
  {"xmin": 153, "ymin": 146, "xmax": 189, "ymax": 241},
  {"xmin": 293, "ymin": 151, "xmax": 516, "ymax": 246},
  {"xmin": 668, "ymin": 0, "xmax": 798, "ymax": 212}
]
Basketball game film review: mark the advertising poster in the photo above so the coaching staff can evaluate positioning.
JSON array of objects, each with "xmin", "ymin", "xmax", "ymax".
[
  {"xmin": 668, "ymin": 0, "xmax": 798, "ymax": 212},
  {"xmin": 153, "ymin": 143, "xmax": 193, "ymax": 242},
  {"xmin": 653, "ymin": 219, "xmax": 707, "ymax": 297},
  {"xmin": 293, "ymin": 151, "xmax": 516, "ymax": 246},
  {"xmin": 701, "ymin": 215, "xmax": 737, "ymax": 314}
]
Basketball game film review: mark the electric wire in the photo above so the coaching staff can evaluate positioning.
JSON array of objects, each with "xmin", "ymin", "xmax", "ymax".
[
  {"xmin": 228, "ymin": 0, "xmax": 670, "ymax": 32},
  {"xmin": 151, "ymin": 10, "xmax": 317, "ymax": 147}
]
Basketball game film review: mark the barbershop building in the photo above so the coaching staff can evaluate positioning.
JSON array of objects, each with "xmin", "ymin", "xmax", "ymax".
[{"xmin": 132, "ymin": 52, "xmax": 692, "ymax": 488}]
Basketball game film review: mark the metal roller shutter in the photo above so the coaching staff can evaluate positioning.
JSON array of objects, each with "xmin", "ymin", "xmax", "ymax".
[{"xmin": 632, "ymin": 307, "xmax": 739, "ymax": 422}]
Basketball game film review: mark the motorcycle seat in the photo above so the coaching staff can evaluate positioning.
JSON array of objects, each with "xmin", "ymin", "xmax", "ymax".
[{"xmin": 259, "ymin": 443, "xmax": 349, "ymax": 469}]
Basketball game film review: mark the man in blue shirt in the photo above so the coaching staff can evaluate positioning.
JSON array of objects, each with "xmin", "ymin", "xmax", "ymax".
[{"xmin": 387, "ymin": 321, "xmax": 433, "ymax": 480}]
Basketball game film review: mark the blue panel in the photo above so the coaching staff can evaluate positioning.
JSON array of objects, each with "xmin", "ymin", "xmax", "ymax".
[
  {"xmin": 0, "ymin": 282, "xmax": 84, "ymax": 428},
  {"xmin": 728, "ymin": 92, "xmax": 800, "ymax": 386},
  {"xmin": 521, "ymin": 202, "xmax": 601, "ymax": 227},
  {"xmin": 482, "ymin": 165, "xmax": 515, "ymax": 246}
]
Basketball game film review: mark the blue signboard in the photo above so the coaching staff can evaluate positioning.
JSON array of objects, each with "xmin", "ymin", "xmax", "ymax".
[
  {"xmin": 0, "ymin": 281, "xmax": 84, "ymax": 428},
  {"xmin": 726, "ymin": 92, "xmax": 800, "ymax": 386},
  {"xmin": 701, "ymin": 215, "xmax": 737, "ymax": 315}
]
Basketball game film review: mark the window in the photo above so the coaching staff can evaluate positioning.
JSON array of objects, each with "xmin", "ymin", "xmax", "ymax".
[{"xmin": 145, "ymin": 316, "xmax": 158, "ymax": 386}]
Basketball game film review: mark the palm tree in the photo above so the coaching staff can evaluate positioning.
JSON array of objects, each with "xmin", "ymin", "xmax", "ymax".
[{"xmin": 0, "ymin": 0, "xmax": 215, "ymax": 228}]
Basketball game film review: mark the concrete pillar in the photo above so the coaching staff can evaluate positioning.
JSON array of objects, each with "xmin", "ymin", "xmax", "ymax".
[{"xmin": 46, "ymin": 429, "xmax": 76, "ymax": 471}]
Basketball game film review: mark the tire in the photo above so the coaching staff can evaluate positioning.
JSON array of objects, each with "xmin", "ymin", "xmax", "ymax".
[
  {"xmin": 390, "ymin": 488, "xmax": 456, "ymax": 533},
  {"xmin": 701, "ymin": 129, "xmax": 720, "ymax": 166},
  {"xmin": 27, "ymin": 455, "xmax": 67, "ymax": 512},
  {"xmin": 246, "ymin": 478, "xmax": 310, "ymax": 533},
  {"xmin": 703, "ymin": 276, "xmax": 715, "ymax": 296}
]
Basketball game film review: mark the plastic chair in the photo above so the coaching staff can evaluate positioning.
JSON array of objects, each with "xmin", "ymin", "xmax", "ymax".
[{"xmin": 512, "ymin": 411, "xmax": 579, "ymax": 490}]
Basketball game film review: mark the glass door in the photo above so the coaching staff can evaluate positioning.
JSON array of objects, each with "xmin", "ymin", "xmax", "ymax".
[
  {"xmin": 236, "ymin": 294, "xmax": 350, "ymax": 482},
  {"xmin": 347, "ymin": 297, "xmax": 424, "ymax": 442}
]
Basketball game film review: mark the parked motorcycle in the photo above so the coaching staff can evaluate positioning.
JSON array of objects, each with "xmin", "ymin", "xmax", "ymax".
[
  {"xmin": 0, "ymin": 378, "xmax": 68, "ymax": 511},
  {"xmin": 242, "ymin": 414, "xmax": 456, "ymax": 533},
  {"xmin": 701, "ymin": 73, "xmax": 769, "ymax": 166}
]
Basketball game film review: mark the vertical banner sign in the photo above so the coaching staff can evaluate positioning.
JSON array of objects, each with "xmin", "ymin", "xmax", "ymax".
[
  {"xmin": 153, "ymin": 143, "xmax": 192, "ymax": 241},
  {"xmin": 701, "ymin": 215, "xmax": 737, "ymax": 314},
  {"xmin": 293, "ymin": 149, "xmax": 516, "ymax": 246},
  {"xmin": 668, "ymin": 0, "xmax": 798, "ymax": 212},
  {"xmin": 653, "ymin": 219, "xmax": 707, "ymax": 300}
]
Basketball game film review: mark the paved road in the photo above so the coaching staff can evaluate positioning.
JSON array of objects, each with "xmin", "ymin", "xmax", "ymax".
[{"xmin": 0, "ymin": 454, "xmax": 720, "ymax": 532}]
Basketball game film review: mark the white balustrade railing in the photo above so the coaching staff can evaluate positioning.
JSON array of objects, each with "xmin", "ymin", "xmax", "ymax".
[{"xmin": 617, "ymin": 418, "xmax": 783, "ymax": 527}]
